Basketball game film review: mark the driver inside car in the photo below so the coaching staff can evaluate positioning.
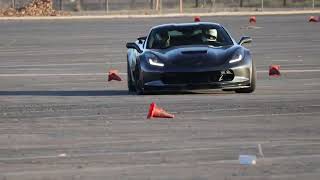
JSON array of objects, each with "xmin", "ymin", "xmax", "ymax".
[
  {"xmin": 203, "ymin": 28, "xmax": 218, "ymax": 42},
  {"xmin": 154, "ymin": 31, "xmax": 170, "ymax": 49}
]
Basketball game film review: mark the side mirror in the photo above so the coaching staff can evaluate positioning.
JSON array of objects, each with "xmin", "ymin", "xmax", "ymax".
[
  {"xmin": 126, "ymin": 42, "xmax": 143, "ymax": 53},
  {"xmin": 137, "ymin": 36, "xmax": 147, "ymax": 44},
  {"xmin": 238, "ymin": 36, "xmax": 252, "ymax": 45}
]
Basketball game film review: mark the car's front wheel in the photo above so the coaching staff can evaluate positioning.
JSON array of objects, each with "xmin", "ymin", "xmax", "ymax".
[
  {"xmin": 135, "ymin": 80, "xmax": 145, "ymax": 95},
  {"xmin": 127, "ymin": 61, "xmax": 135, "ymax": 93},
  {"xmin": 134, "ymin": 64, "xmax": 145, "ymax": 95},
  {"xmin": 235, "ymin": 64, "xmax": 256, "ymax": 93}
]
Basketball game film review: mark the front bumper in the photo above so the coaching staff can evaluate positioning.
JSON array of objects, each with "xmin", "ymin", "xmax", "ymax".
[{"xmin": 141, "ymin": 64, "xmax": 252, "ymax": 91}]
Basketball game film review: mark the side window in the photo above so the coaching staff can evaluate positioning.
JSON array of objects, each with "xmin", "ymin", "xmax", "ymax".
[
  {"xmin": 147, "ymin": 34, "xmax": 154, "ymax": 49},
  {"xmin": 143, "ymin": 39, "xmax": 146, "ymax": 48}
]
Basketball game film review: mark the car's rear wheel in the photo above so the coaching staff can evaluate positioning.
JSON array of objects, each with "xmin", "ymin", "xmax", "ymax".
[
  {"xmin": 235, "ymin": 63, "xmax": 256, "ymax": 93},
  {"xmin": 127, "ymin": 61, "xmax": 135, "ymax": 93}
]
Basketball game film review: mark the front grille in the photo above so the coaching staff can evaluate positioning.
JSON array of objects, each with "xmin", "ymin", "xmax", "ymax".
[{"xmin": 161, "ymin": 71, "xmax": 222, "ymax": 84}]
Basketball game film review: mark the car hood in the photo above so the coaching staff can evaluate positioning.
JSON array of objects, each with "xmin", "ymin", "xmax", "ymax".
[{"xmin": 147, "ymin": 45, "xmax": 239, "ymax": 67}]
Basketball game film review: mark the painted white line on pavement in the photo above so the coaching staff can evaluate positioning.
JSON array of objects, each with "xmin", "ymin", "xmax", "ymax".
[
  {"xmin": 261, "ymin": 63, "xmax": 317, "ymax": 67},
  {"xmin": 0, "ymin": 73, "xmax": 112, "ymax": 77},
  {"xmin": 270, "ymin": 60, "xmax": 289, "ymax": 62},
  {"xmin": 0, "ymin": 139, "xmax": 271, "ymax": 151},
  {"xmin": 179, "ymin": 107, "xmax": 260, "ymax": 114},
  {"xmin": 2, "ymin": 140, "xmax": 320, "ymax": 163},
  {"xmin": 1, "ymin": 69, "xmax": 320, "ymax": 77},
  {"xmin": 0, "ymin": 145, "xmax": 252, "ymax": 162},
  {"xmin": 16, "ymin": 107, "xmax": 257, "ymax": 120},
  {"xmin": 257, "ymin": 69, "xmax": 320, "ymax": 73},
  {"xmin": 304, "ymin": 83, "xmax": 320, "ymax": 86},
  {"xmin": 4, "ymin": 154, "xmax": 320, "ymax": 176},
  {"xmin": 309, "ymin": 105, "xmax": 320, "ymax": 107},
  {"xmin": 0, "ymin": 62, "xmax": 125, "ymax": 68},
  {"xmin": 194, "ymin": 112, "xmax": 320, "ymax": 120}
]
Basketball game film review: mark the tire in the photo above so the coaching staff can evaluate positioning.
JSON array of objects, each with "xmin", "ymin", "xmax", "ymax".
[
  {"xmin": 127, "ymin": 61, "xmax": 135, "ymax": 92},
  {"xmin": 135, "ymin": 79, "xmax": 145, "ymax": 95},
  {"xmin": 134, "ymin": 64, "xmax": 145, "ymax": 95},
  {"xmin": 235, "ymin": 63, "xmax": 256, "ymax": 93}
]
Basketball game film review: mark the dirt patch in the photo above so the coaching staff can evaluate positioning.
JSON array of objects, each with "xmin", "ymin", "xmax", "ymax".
[{"xmin": 0, "ymin": 0, "xmax": 70, "ymax": 17}]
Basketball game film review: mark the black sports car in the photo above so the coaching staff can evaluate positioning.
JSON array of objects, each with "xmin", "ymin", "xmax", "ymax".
[{"xmin": 126, "ymin": 22, "xmax": 255, "ymax": 94}]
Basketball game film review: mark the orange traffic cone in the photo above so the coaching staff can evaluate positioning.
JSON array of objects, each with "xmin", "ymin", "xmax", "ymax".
[
  {"xmin": 194, "ymin": 16, "xmax": 201, "ymax": 22},
  {"xmin": 108, "ymin": 69, "xmax": 122, "ymax": 82},
  {"xmin": 269, "ymin": 65, "xmax": 281, "ymax": 77},
  {"xmin": 249, "ymin": 16, "xmax": 256, "ymax": 24},
  {"xmin": 309, "ymin": 16, "xmax": 318, "ymax": 22},
  {"xmin": 147, "ymin": 102, "xmax": 174, "ymax": 119}
]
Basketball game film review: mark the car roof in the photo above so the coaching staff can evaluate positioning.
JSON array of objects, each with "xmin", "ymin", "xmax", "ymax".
[{"xmin": 150, "ymin": 22, "xmax": 223, "ymax": 31}]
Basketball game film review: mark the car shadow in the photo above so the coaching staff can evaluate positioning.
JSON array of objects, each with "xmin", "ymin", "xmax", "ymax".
[
  {"xmin": 0, "ymin": 90, "xmax": 130, "ymax": 96},
  {"xmin": 0, "ymin": 90, "xmax": 235, "ymax": 97},
  {"xmin": 145, "ymin": 90, "xmax": 234, "ymax": 95}
]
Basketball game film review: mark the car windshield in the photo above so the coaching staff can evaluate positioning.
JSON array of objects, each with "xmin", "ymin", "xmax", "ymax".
[{"xmin": 146, "ymin": 24, "xmax": 234, "ymax": 49}]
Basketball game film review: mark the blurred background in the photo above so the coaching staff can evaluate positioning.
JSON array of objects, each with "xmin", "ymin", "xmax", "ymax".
[{"xmin": 0, "ymin": 0, "xmax": 319, "ymax": 15}]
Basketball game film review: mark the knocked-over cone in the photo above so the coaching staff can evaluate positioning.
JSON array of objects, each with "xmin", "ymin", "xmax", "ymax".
[{"xmin": 147, "ymin": 102, "xmax": 175, "ymax": 119}]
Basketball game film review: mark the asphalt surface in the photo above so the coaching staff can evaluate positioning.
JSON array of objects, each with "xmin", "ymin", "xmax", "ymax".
[{"xmin": 0, "ymin": 15, "xmax": 320, "ymax": 180}]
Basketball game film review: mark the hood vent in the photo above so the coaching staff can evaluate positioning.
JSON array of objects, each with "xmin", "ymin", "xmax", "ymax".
[{"xmin": 181, "ymin": 50, "xmax": 208, "ymax": 55}]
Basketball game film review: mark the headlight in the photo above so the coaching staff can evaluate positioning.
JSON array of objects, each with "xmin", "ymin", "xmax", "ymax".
[
  {"xmin": 229, "ymin": 53, "xmax": 243, "ymax": 64},
  {"xmin": 148, "ymin": 58, "xmax": 164, "ymax": 67}
]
